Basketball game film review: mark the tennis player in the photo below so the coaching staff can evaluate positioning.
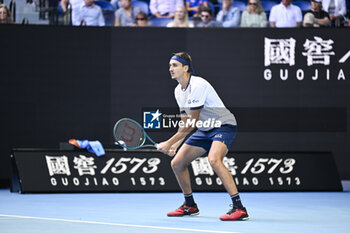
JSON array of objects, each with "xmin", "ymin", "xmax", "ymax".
[{"xmin": 157, "ymin": 52, "xmax": 248, "ymax": 221}]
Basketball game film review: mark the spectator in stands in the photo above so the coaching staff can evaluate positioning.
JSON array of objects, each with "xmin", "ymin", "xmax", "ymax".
[
  {"xmin": 60, "ymin": 0, "xmax": 70, "ymax": 11},
  {"xmin": 216, "ymin": 0, "xmax": 240, "ymax": 27},
  {"xmin": 58, "ymin": 0, "xmax": 72, "ymax": 25},
  {"xmin": 186, "ymin": 0, "xmax": 209, "ymax": 17},
  {"xmin": 269, "ymin": 0, "xmax": 302, "ymax": 27},
  {"xmin": 114, "ymin": 0, "xmax": 140, "ymax": 26},
  {"xmin": 150, "ymin": 0, "xmax": 184, "ymax": 18},
  {"xmin": 240, "ymin": 0, "xmax": 267, "ymax": 27},
  {"xmin": 72, "ymin": 0, "xmax": 105, "ymax": 26},
  {"xmin": 167, "ymin": 5, "xmax": 194, "ymax": 27},
  {"xmin": 303, "ymin": 0, "xmax": 330, "ymax": 27},
  {"xmin": 70, "ymin": 0, "xmax": 83, "ymax": 24},
  {"xmin": 196, "ymin": 6, "xmax": 222, "ymax": 27},
  {"xmin": 0, "ymin": 4, "xmax": 13, "ymax": 24},
  {"xmin": 322, "ymin": 0, "xmax": 346, "ymax": 26},
  {"xmin": 135, "ymin": 11, "xmax": 149, "ymax": 26}
]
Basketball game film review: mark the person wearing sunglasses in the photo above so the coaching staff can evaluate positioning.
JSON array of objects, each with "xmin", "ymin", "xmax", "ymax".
[
  {"xmin": 240, "ymin": 0, "xmax": 267, "ymax": 27},
  {"xmin": 135, "ymin": 11, "xmax": 149, "ymax": 27},
  {"xmin": 196, "ymin": 7, "xmax": 222, "ymax": 27},
  {"xmin": 216, "ymin": 0, "xmax": 240, "ymax": 27}
]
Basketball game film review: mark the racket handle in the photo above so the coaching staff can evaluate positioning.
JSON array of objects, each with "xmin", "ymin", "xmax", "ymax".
[{"xmin": 155, "ymin": 143, "xmax": 159, "ymax": 149}]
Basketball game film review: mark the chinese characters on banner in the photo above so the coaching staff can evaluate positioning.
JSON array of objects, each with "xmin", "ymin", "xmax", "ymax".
[
  {"xmin": 11, "ymin": 150, "xmax": 342, "ymax": 192},
  {"xmin": 45, "ymin": 155, "xmax": 165, "ymax": 188},
  {"xmin": 44, "ymin": 154, "xmax": 300, "ymax": 189},
  {"xmin": 264, "ymin": 36, "xmax": 348, "ymax": 81},
  {"xmin": 191, "ymin": 157, "xmax": 299, "ymax": 187}
]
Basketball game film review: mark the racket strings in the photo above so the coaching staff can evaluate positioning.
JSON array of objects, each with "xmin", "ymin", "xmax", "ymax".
[{"xmin": 114, "ymin": 120, "xmax": 145, "ymax": 148}]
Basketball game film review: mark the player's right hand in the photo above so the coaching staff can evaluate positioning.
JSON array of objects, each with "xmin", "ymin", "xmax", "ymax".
[
  {"xmin": 167, "ymin": 148, "xmax": 176, "ymax": 157},
  {"xmin": 157, "ymin": 141, "xmax": 176, "ymax": 157}
]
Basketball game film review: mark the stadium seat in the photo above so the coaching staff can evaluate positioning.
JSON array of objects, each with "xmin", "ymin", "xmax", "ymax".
[
  {"xmin": 148, "ymin": 18, "xmax": 173, "ymax": 27},
  {"xmin": 132, "ymin": 0, "xmax": 150, "ymax": 15},
  {"xmin": 94, "ymin": 0, "xmax": 116, "ymax": 26},
  {"xmin": 260, "ymin": 0, "xmax": 277, "ymax": 12},
  {"xmin": 293, "ymin": 0, "xmax": 311, "ymax": 11},
  {"xmin": 232, "ymin": 1, "xmax": 247, "ymax": 11}
]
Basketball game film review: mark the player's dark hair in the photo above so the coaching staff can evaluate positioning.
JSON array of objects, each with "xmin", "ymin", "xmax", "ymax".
[{"xmin": 172, "ymin": 52, "xmax": 193, "ymax": 73}]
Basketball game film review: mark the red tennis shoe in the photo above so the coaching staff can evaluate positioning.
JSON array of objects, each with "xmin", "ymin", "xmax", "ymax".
[
  {"xmin": 220, "ymin": 207, "xmax": 249, "ymax": 221},
  {"xmin": 167, "ymin": 204, "xmax": 200, "ymax": 217}
]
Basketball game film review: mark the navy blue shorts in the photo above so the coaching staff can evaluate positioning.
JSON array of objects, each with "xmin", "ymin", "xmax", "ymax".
[{"xmin": 184, "ymin": 124, "xmax": 237, "ymax": 152}]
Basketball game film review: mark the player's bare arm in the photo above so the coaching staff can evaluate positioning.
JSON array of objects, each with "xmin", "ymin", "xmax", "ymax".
[
  {"xmin": 164, "ymin": 113, "xmax": 192, "ymax": 156},
  {"xmin": 157, "ymin": 109, "xmax": 201, "ymax": 156}
]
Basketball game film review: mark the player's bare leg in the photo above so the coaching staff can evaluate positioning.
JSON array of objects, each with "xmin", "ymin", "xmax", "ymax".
[
  {"xmin": 208, "ymin": 141, "xmax": 249, "ymax": 221},
  {"xmin": 207, "ymin": 141, "xmax": 238, "ymax": 195},
  {"xmin": 171, "ymin": 144, "xmax": 206, "ymax": 194},
  {"xmin": 167, "ymin": 144, "xmax": 206, "ymax": 217}
]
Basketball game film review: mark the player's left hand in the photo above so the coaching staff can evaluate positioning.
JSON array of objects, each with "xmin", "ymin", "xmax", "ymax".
[
  {"xmin": 167, "ymin": 145, "xmax": 178, "ymax": 157},
  {"xmin": 157, "ymin": 141, "xmax": 174, "ymax": 156}
]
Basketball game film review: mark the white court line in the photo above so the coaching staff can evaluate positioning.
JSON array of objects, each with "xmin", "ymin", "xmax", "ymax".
[{"xmin": 0, "ymin": 214, "xmax": 240, "ymax": 233}]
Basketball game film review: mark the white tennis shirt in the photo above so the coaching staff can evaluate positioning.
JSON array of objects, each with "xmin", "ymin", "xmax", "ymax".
[
  {"xmin": 174, "ymin": 75, "xmax": 237, "ymax": 131},
  {"xmin": 269, "ymin": 3, "xmax": 302, "ymax": 27},
  {"xmin": 72, "ymin": 3, "xmax": 105, "ymax": 26}
]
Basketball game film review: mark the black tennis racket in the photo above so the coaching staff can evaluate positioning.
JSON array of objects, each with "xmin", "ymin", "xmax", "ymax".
[{"xmin": 113, "ymin": 118, "xmax": 158, "ymax": 150}]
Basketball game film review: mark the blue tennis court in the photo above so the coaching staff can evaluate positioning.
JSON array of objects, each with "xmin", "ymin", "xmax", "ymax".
[{"xmin": 1, "ymin": 182, "xmax": 350, "ymax": 233}]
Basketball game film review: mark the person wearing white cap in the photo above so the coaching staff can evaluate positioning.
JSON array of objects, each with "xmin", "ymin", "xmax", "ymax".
[{"xmin": 303, "ymin": 0, "xmax": 331, "ymax": 27}]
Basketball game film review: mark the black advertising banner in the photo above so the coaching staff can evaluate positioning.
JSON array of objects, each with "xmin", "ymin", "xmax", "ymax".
[
  {"xmin": 191, "ymin": 151, "xmax": 342, "ymax": 191},
  {"xmin": 11, "ymin": 149, "xmax": 342, "ymax": 193},
  {"xmin": 1, "ymin": 26, "xmax": 350, "ymax": 189},
  {"xmin": 11, "ymin": 150, "xmax": 176, "ymax": 193}
]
